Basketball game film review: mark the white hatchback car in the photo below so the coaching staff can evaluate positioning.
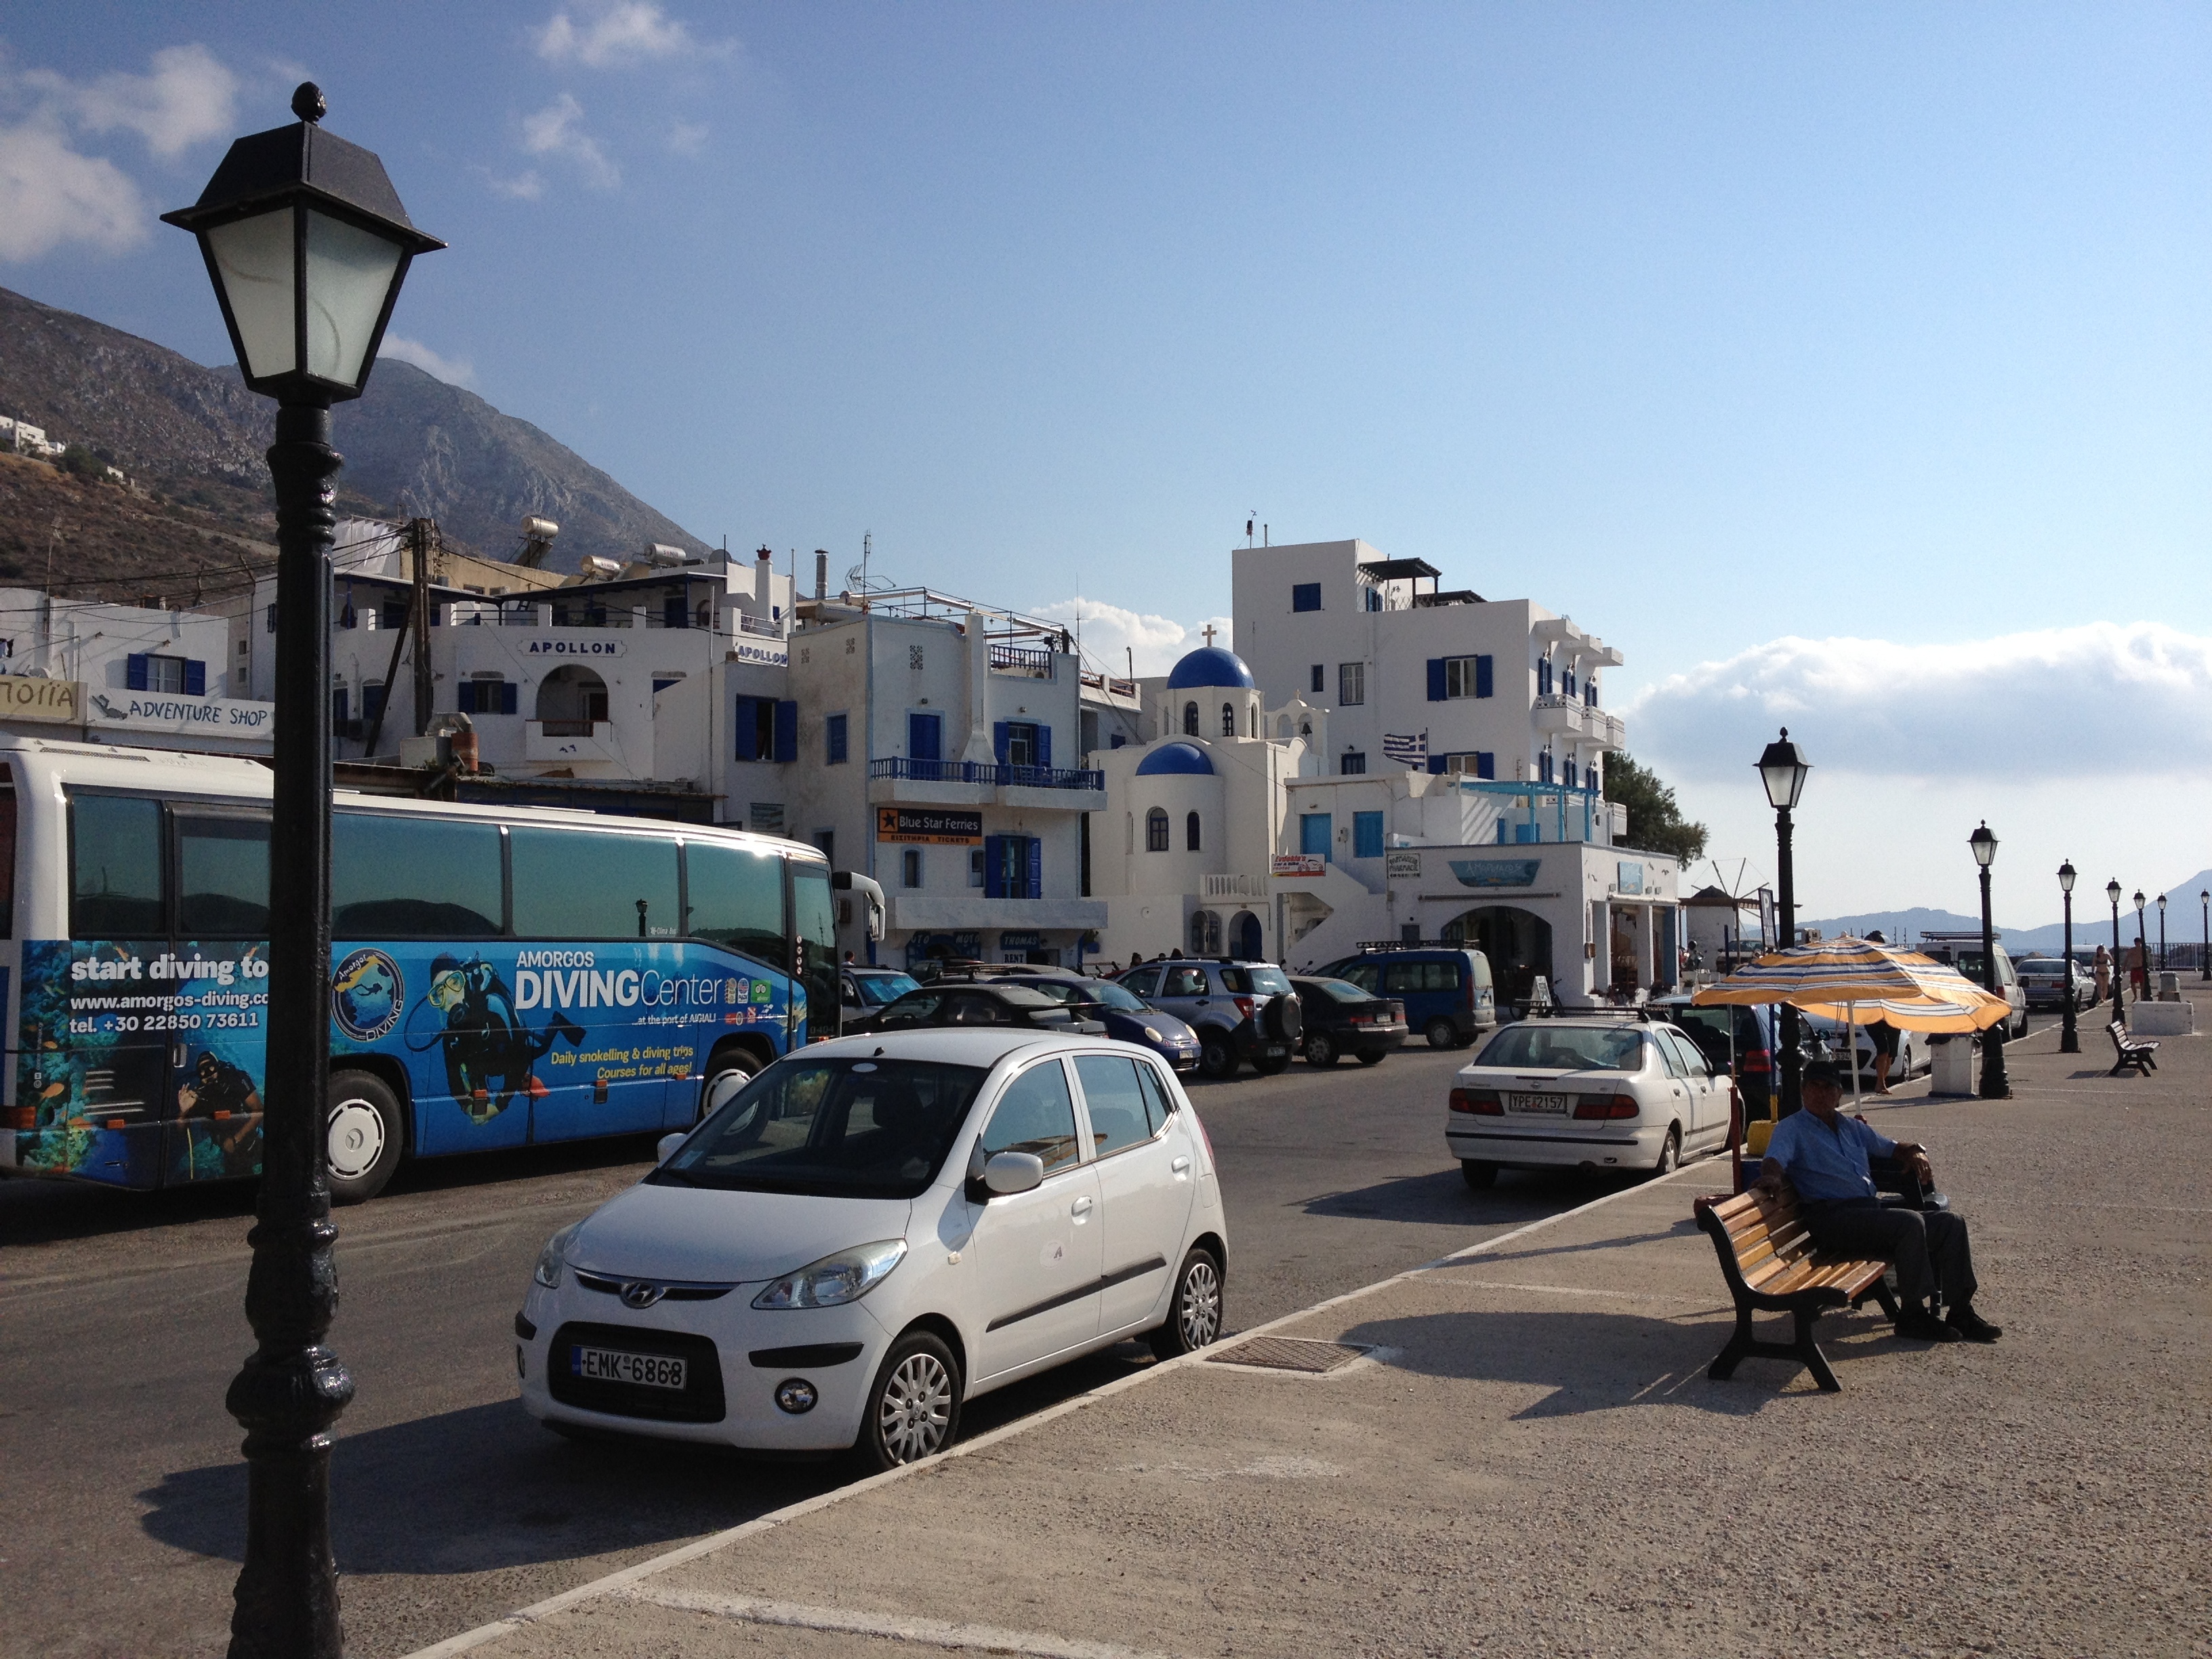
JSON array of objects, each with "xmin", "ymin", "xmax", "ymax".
[
  {"xmin": 516, "ymin": 1028, "xmax": 1228, "ymax": 1469},
  {"xmin": 1445, "ymin": 1017, "xmax": 1736, "ymax": 1188}
]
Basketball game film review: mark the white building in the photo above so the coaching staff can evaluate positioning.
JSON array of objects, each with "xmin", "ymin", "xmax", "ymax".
[{"xmin": 0, "ymin": 590, "xmax": 273, "ymax": 754}]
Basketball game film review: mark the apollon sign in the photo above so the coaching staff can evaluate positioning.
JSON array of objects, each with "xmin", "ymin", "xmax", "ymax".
[
  {"xmin": 0, "ymin": 674, "xmax": 81, "ymax": 723},
  {"xmin": 523, "ymin": 638, "xmax": 626, "ymax": 658}
]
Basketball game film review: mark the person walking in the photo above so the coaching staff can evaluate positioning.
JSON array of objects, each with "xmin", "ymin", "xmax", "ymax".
[{"xmin": 2093, "ymin": 943, "xmax": 2111, "ymax": 1003}]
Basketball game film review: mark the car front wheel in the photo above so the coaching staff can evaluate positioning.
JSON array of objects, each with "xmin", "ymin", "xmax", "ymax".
[
  {"xmin": 1304, "ymin": 1031, "xmax": 1338, "ymax": 1067},
  {"xmin": 1150, "ymin": 1246, "xmax": 1225, "ymax": 1359},
  {"xmin": 1197, "ymin": 1033, "xmax": 1237, "ymax": 1080},
  {"xmin": 855, "ymin": 1330, "xmax": 962, "ymax": 1472}
]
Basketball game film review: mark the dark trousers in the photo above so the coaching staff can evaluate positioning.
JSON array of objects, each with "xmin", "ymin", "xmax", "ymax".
[{"xmin": 1803, "ymin": 1197, "xmax": 1978, "ymax": 1311}]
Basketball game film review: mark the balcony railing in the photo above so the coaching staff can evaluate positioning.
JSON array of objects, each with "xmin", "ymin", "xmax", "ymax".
[
  {"xmin": 1079, "ymin": 669, "xmax": 1140, "ymax": 698},
  {"xmin": 1202, "ymin": 874, "xmax": 1261, "ymax": 899},
  {"xmin": 869, "ymin": 757, "xmax": 1103, "ymax": 790},
  {"xmin": 989, "ymin": 644, "xmax": 1054, "ymax": 678},
  {"xmin": 735, "ymin": 610, "xmax": 783, "ymax": 638}
]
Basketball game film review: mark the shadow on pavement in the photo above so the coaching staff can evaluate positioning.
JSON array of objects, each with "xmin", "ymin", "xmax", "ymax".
[
  {"xmin": 1336, "ymin": 1304, "xmax": 1908, "ymax": 1418},
  {"xmin": 142, "ymin": 1345, "xmax": 1162, "ymax": 1576},
  {"xmin": 1299, "ymin": 1166, "xmax": 1644, "ymax": 1227}
]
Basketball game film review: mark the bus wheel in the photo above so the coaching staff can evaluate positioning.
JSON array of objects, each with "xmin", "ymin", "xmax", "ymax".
[
  {"xmin": 697, "ymin": 1049, "xmax": 763, "ymax": 1126},
  {"xmin": 327, "ymin": 1071, "xmax": 403, "ymax": 1204}
]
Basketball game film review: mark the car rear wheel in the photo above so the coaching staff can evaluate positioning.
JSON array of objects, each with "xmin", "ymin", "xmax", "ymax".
[
  {"xmin": 855, "ymin": 1330, "xmax": 962, "ymax": 1472},
  {"xmin": 1355, "ymin": 1050, "xmax": 1386, "ymax": 1066},
  {"xmin": 1652, "ymin": 1125, "xmax": 1681, "ymax": 1177},
  {"xmin": 1197, "ymin": 1033, "xmax": 1237, "ymax": 1080},
  {"xmin": 1304, "ymin": 1031, "xmax": 1338, "ymax": 1067},
  {"xmin": 1149, "ymin": 1246, "xmax": 1225, "ymax": 1359},
  {"xmin": 327, "ymin": 1071, "xmax": 403, "ymax": 1205},
  {"xmin": 1425, "ymin": 1017, "xmax": 1458, "ymax": 1050},
  {"xmin": 1461, "ymin": 1159, "xmax": 1497, "ymax": 1189}
]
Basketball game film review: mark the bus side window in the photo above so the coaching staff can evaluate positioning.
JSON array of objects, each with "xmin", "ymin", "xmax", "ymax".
[
  {"xmin": 176, "ymin": 813, "xmax": 270, "ymax": 937},
  {"xmin": 511, "ymin": 827, "xmax": 680, "ymax": 939},
  {"xmin": 0, "ymin": 788, "xmax": 14, "ymax": 939},
  {"xmin": 333, "ymin": 812, "xmax": 504, "ymax": 936},
  {"xmin": 684, "ymin": 841, "xmax": 787, "ymax": 970},
  {"xmin": 70, "ymin": 794, "xmax": 165, "ymax": 938}
]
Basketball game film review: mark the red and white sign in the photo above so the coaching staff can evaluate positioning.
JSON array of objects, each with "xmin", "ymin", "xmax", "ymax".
[{"xmin": 1271, "ymin": 854, "xmax": 1326, "ymax": 878}]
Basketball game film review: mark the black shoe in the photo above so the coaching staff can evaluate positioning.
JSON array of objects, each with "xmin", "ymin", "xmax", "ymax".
[
  {"xmin": 1896, "ymin": 1310, "xmax": 1962, "ymax": 1343},
  {"xmin": 1946, "ymin": 1305, "xmax": 2002, "ymax": 1343}
]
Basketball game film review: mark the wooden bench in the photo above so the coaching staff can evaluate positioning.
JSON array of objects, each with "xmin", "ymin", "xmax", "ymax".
[
  {"xmin": 1693, "ymin": 1180, "xmax": 1899, "ymax": 1393},
  {"xmin": 2108, "ymin": 1019, "xmax": 2158, "ymax": 1076}
]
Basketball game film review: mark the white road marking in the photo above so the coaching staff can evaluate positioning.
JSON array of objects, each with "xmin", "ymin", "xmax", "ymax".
[{"xmin": 625, "ymin": 1586, "xmax": 1176, "ymax": 1659}]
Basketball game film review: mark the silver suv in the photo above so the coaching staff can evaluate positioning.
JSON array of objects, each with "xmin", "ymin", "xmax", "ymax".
[{"xmin": 1118, "ymin": 959, "xmax": 1304, "ymax": 1080}]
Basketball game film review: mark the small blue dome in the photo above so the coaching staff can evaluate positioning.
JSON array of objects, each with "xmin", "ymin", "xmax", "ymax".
[
  {"xmin": 1135, "ymin": 741, "xmax": 1215, "ymax": 777},
  {"xmin": 1166, "ymin": 646, "xmax": 1255, "ymax": 690}
]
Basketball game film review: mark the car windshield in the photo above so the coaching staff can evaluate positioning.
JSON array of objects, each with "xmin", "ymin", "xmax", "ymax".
[
  {"xmin": 653, "ymin": 1057, "xmax": 987, "ymax": 1197},
  {"xmin": 1668, "ymin": 1006, "xmax": 1733, "ymax": 1042},
  {"xmin": 1061, "ymin": 979, "xmax": 1147, "ymax": 1011},
  {"xmin": 851, "ymin": 972, "xmax": 921, "ymax": 1006},
  {"xmin": 1475, "ymin": 1025, "xmax": 1647, "ymax": 1072},
  {"xmin": 1220, "ymin": 966, "xmax": 1292, "ymax": 996}
]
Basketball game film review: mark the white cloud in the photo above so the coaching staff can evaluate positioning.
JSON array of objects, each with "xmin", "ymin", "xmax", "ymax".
[
  {"xmin": 379, "ymin": 335, "xmax": 475, "ymax": 386},
  {"xmin": 668, "ymin": 119, "xmax": 708, "ymax": 157},
  {"xmin": 1033, "ymin": 597, "xmax": 1235, "ymax": 679},
  {"xmin": 480, "ymin": 166, "xmax": 546, "ymax": 201},
  {"xmin": 534, "ymin": 3, "xmax": 721, "ymax": 68},
  {"xmin": 1629, "ymin": 621, "xmax": 2212, "ymax": 782},
  {"xmin": 520, "ymin": 92, "xmax": 619, "ymax": 188},
  {"xmin": 0, "ymin": 121, "xmax": 146, "ymax": 261},
  {"xmin": 63, "ymin": 44, "xmax": 238, "ymax": 159}
]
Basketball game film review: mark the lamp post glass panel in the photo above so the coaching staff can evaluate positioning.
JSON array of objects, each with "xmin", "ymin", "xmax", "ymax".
[
  {"xmin": 2057, "ymin": 861, "xmax": 2078, "ymax": 1054},
  {"xmin": 1969, "ymin": 821, "xmax": 2007, "ymax": 1098},
  {"xmin": 2106, "ymin": 880, "xmax": 2124, "ymax": 1019},
  {"xmin": 163, "ymin": 83, "xmax": 441, "ymax": 1659},
  {"xmin": 1756, "ymin": 729, "xmax": 1810, "ymax": 1116}
]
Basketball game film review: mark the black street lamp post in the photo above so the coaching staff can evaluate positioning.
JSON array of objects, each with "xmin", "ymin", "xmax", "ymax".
[
  {"xmin": 2200, "ymin": 889, "xmax": 2209, "ymax": 982},
  {"xmin": 1969, "ymin": 822, "xmax": 2008, "ymax": 1098},
  {"xmin": 1757, "ymin": 729, "xmax": 1811, "ymax": 1117},
  {"xmin": 2135, "ymin": 890, "xmax": 2149, "ymax": 1006},
  {"xmin": 164, "ymin": 85, "xmax": 441, "ymax": 1659},
  {"xmin": 2157, "ymin": 893, "xmax": 2167, "ymax": 976},
  {"xmin": 2057, "ymin": 861, "xmax": 2078, "ymax": 1054},
  {"xmin": 2107, "ymin": 879, "xmax": 2125, "ymax": 1023}
]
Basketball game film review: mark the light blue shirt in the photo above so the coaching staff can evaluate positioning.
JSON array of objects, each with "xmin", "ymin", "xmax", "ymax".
[{"xmin": 1763, "ymin": 1109, "xmax": 1896, "ymax": 1202}]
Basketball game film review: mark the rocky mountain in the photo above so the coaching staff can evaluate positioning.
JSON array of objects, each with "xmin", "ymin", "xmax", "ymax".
[{"xmin": 0, "ymin": 285, "xmax": 708, "ymax": 588}]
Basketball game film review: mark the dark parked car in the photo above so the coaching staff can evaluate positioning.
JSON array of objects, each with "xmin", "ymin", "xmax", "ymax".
[
  {"xmin": 1652, "ymin": 996, "xmax": 1777, "ymax": 1120},
  {"xmin": 839, "ymin": 966, "xmax": 922, "ymax": 1033},
  {"xmin": 871, "ymin": 982, "xmax": 1106, "ymax": 1036},
  {"xmin": 979, "ymin": 972, "xmax": 1204, "ymax": 1071},
  {"xmin": 1115, "ymin": 958, "xmax": 1303, "ymax": 1079},
  {"xmin": 1314, "ymin": 947, "xmax": 1496, "ymax": 1048},
  {"xmin": 1288, "ymin": 976, "xmax": 1408, "ymax": 1067}
]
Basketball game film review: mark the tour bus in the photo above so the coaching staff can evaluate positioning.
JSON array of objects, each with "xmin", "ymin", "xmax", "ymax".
[{"xmin": 0, "ymin": 739, "xmax": 841, "ymax": 1202}]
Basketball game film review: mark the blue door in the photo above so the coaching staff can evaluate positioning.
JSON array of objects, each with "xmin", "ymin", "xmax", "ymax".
[
  {"xmin": 909, "ymin": 712, "xmax": 943, "ymax": 762},
  {"xmin": 1300, "ymin": 813, "xmax": 1332, "ymax": 860}
]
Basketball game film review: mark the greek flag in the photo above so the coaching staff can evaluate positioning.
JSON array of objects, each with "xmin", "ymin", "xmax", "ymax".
[{"xmin": 1382, "ymin": 731, "xmax": 1428, "ymax": 766}]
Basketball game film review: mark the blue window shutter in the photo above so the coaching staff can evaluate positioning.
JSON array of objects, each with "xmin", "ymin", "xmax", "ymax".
[
  {"xmin": 1476, "ymin": 752, "xmax": 1495, "ymax": 780},
  {"xmin": 1109, "ymin": 733, "xmax": 1125, "ymax": 750},
  {"xmin": 1425, "ymin": 659, "xmax": 1446, "ymax": 701},
  {"xmin": 907, "ymin": 712, "xmax": 941, "ymax": 761},
  {"xmin": 1427, "ymin": 755, "xmax": 1448, "ymax": 775},
  {"xmin": 1292, "ymin": 582, "xmax": 1322, "ymax": 613},
  {"xmin": 1036, "ymin": 725, "xmax": 1051, "ymax": 769},
  {"xmin": 984, "ymin": 836, "xmax": 1006, "ymax": 898},
  {"xmin": 733, "ymin": 697, "xmax": 758, "ymax": 761},
  {"xmin": 456, "ymin": 681, "xmax": 476, "ymax": 714},
  {"xmin": 993, "ymin": 722, "xmax": 1010, "ymax": 764},
  {"xmin": 1026, "ymin": 837, "xmax": 1041, "ymax": 898},
  {"xmin": 664, "ymin": 595, "xmax": 687, "ymax": 628},
  {"xmin": 126, "ymin": 653, "xmax": 148, "ymax": 691},
  {"xmin": 331, "ymin": 688, "xmax": 349, "ymax": 728},
  {"xmin": 183, "ymin": 659, "xmax": 205, "ymax": 696},
  {"xmin": 774, "ymin": 700, "xmax": 798, "ymax": 762},
  {"xmin": 1475, "ymin": 655, "xmax": 1493, "ymax": 699},
  {"xmin": 265, "ymin": 605, "xmax": 278, "ymax": 634}
]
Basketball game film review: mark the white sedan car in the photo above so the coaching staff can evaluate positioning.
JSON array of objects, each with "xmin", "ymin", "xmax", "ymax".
[
  {"xmin": 516, "ymin": 1028, "xmax": 1228, "ymax": 1469},
  {"xmin": 1445, "ymin": 1017, "xmax": 1736, "ymax": 1188}
]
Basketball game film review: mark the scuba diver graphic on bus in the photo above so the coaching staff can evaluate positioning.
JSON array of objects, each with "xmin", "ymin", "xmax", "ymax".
[
  {"xmin": 342, "ymin": 949, "xmax": 586, "ymax": 1125},
  {"xmin": 176, "ymin": 1050, "xmax": 264, "ymax": 1179}
]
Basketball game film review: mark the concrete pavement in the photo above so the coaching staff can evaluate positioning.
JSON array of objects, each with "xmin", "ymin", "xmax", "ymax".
[{"xmin": 413, "ymin": 1009, "xmax": 2211, "ymax": 1659}]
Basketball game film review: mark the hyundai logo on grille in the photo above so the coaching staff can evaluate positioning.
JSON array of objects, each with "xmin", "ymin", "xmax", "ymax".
[{"xmin": 619, "ymin": 1281, "xmax": 666, "ymax": 1309}]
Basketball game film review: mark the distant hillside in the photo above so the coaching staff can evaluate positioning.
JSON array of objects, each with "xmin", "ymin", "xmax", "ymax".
[{"xmin": 0, "ymin": 285, "xmax": 708, "ymax": 585}]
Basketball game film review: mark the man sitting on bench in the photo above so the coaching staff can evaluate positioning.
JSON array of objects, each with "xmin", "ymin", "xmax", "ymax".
[{"xmin": 1757, "ymin": 1061, "xmax": 2001, "ymax": 1345}]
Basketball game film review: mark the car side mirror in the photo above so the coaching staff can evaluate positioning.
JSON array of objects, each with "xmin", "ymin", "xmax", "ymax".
[
  {"xmin": 982, "ymin": 1151, "xmax": 1045, "ymax": 1197},
  {"xmin": 656, "ymin": 1132, "xmax": 687, "ymax": 1165}
]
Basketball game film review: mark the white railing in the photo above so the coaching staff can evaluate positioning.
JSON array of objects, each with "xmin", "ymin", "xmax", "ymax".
[{"xmin": 1202, "ymin": 874, "xmax": 1261, "ymax": 899}]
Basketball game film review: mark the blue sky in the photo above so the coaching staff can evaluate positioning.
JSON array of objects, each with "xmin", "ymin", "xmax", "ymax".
[{"xmin": 4, "ymin": 3, "xmax": 2209, "ymax": 916}]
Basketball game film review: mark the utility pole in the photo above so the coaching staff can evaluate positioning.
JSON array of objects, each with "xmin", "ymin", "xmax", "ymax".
[{"xmin": 409, "ymin": 517, "xmax": 434, "ymax": 736}]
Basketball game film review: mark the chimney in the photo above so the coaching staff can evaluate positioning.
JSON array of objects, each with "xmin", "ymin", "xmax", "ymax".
[{"xmin": 814, "ymin": 550, "xmax": 828, "ymax": 602}]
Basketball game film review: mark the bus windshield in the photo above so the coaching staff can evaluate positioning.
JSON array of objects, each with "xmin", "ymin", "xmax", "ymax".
[{"xmin": 655, "ymin": 1057, "xmax": 986, "ymax": 1198}]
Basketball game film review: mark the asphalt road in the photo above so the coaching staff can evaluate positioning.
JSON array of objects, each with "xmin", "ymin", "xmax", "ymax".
[{"xmin": 0, "ymin": 1040, "xmax": 1667, "ymax": 1659}]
